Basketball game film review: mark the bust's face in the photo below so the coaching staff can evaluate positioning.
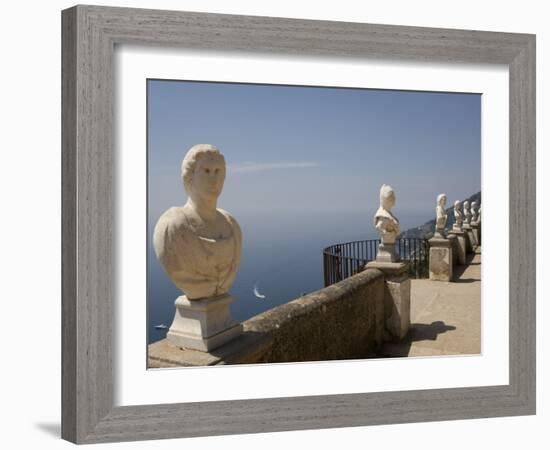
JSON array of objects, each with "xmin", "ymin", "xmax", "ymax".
[
  {"xmin": 191, "ymin": 154, "xmax": 226, "ymax": 202},
  {"xmin": 439, "ymin": 195, "xmax": 447, "ymax": 207}
]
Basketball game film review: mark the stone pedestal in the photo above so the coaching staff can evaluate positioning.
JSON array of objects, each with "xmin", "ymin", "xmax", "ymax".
[
  {"xmin": 428, "ymin": 237, "xmax": 453, "ymax": 281},
  {"xmin": 448, "ymin": 229, "xmax": 467, "ymax": 265},
  {"xmin": 471, "ymin": 223, "xmax": 480, "ymax": 247},
  {"xmin": 463, "ymin": 224, "xmax": 474, "ymax": 253},
  {"xmin": 467, "ymin": 229, "xmax": 476, "ymax": 249},
  {"xmin": 376, "ymin": 242, "xmax": 400, "ymax": 263},
  {"xmin": 365, "ymin": 261, "xmax": 410, "ymax": 340},
  {"xmin": 167, "ymin": 294, "xmax": 242, "ymax": 352},
  {"xmin": 447, "ymin": 234, "xmax": 458, "ymax": 266},
  {"xmin": 477, "ymin": 222, "xmax": 482, "ymax": 245}
]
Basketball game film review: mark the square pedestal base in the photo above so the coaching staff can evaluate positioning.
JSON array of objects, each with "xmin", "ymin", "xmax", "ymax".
[
  {"xmin": 365, "ymin": 261, "xmax": 410, "ymax": 340},
  {"xmin": 463, "ymin": 225, "xmax": 475, "ymax": 253},
  {"xmin": 447, "ymin": 234, "xmax": 458, "ymax": 265},
  {"xmin": 428, "ymin": 238, "xmax": 453, "ymax": 282},
  {"xmin": 471, "ymin": 223, "xmax": 480, "ymax": 246},
  {"xmin": 448, "ymin": 230, "xmax": 466, "ymax": 265},
  {"xmin": 376, "ymin": 242, "xmax": 400, "ymax": 263},
  {"xmin": 167, "ymin": 294, "xmax": 242, "ymax": 352}
]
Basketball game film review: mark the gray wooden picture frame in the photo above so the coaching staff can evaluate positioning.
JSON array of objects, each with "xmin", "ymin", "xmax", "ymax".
[{"xmin": 61, "ymin": 4, "xmax": 536, "ymax": 444}]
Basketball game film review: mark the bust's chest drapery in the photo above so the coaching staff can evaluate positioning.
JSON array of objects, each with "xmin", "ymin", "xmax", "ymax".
[{"xmin": 153, "ymin": 207, "xmax": 241, "ymax": 298}]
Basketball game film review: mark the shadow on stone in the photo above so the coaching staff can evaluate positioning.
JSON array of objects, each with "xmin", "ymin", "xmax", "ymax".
[
  {"xmin": 35, "ymin": 423, "xmax": 60, "ymax": 438},
  {"xmin": 376, "ymin": 320, "xmax": 456, "ymax": 357},
  {"xmin": 453, "ymin": 277, "xmax": 480, "ymax": 284},
  {"xmin": 452, "ymin": 252, "xmax": 478, "ymax": 280},
  {"xmin": 409, "ymin": 320, "xmax": 456, "ymax": 341}
]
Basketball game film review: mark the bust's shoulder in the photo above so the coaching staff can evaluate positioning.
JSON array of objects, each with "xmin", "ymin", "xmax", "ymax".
[
  {"xmin": 153, "ymin": 207, "xmax": 196, "ymax": 258},
  {"xmin": 217, "ymin": 208, "xmax": 242, "ymax": 235},
  {"xmin": 154, "ymin": 207, "xmax": 194, "ymax": 237},
  {"xmin": 375, "ymin": 208, "xmax": 394, "ymax": 221},
  {"xmin": 217, "ymin": 208, "xmax": 237, "ymax": 223},
  {"xmin": 156, "ymin": 206, "xmax": 183, "ymax": 225}
]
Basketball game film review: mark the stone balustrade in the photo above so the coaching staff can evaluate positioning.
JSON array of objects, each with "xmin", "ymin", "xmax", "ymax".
[
  {"xmin": 149, "ymin": 267, "xmax": 387, "ymax": 366},
  {"xmin": 150, "ymin": 153, "xmax": 481, "ymax": 365}
]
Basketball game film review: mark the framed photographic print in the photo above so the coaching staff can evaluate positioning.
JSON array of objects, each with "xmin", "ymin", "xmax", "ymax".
[{"xmin": 61, "ymin": 4, "xmax": 535, "ymax": 444}]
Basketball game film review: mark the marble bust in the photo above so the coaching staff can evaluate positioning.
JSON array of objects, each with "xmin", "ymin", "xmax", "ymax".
[
  {"xmin": 373, "ymin": 184, "xmax": 400, "ymax": 262},
  {"xmin": 471, "ymin": 201, "xmax": 479, "ymax": 223},
  {"xmin": 463, "ymin": 200, "xmax": 472, "ymax": 225},
  {"xmin": 434, "ymin": 193, "xmax": 448, "ymax": 238},
  {"xmin": 374, "ymin": 184, "xmax": 400, "ymax": 245},
  {"xmin": 453, "ymin": 200, "xmax": 463, "ymax": 231},
  {"xmin": 153, "ymin": 144, "xmax": 242, "ymax": 300}
]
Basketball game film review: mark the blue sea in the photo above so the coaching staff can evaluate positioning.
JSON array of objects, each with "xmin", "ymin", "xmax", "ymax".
[{"xmin": 147, "ymin": 209, "xmax": 430, "ymax": 344}]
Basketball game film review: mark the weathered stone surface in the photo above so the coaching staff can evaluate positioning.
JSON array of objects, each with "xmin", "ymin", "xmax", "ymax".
[
  {"xmin": 149, "ymin": 321, "xmax": 272, "ymax": 367},
  {"xmin": 376, "ymin": 242, "xmax": 400, "ymax": 263},
  {"xmin": 474, "ymin": 205, "xmax": 482, "ymax": 245},
  {"xmin": 365, "ymin": 261, "xmax": 410, "ymax": 340},
  {"xmin": 149, "ymin": 268, "xmax": 386, "ymax": 366},
  {"xmin": 471, "ymin": 223, "xmax": 480, "ymax": 246},
  {"xmin": 465, "ymin": 226, "xmax": 476, "ymax": 251},
  {"xmin": 448, "ymin": 229, "xmax": 466, "ymax": 265},
  {"xmin": 148, "ymin": 339, "xmax": 222, "ymax": 367},
  {"xmin": 365, "ymin": 261, "xmax": 407, "ymax": 276},
  {"xmin": 385, "ymin": 277, "xmax": 411, "ymax": 340},
  {"xmin": 447, "ymin": 234, "xmax": 458, "ymax": 265},
  {"xmin": 166, "ymin": 294, "xmax": 242, "ymax": 352},
  {"xmin": 428, "ymin": 238, "xmax": 453, "ymax": 282},
  {"xmin": 244, "ymin": 268, "xmax": 385, "ymax": 363},
  {"xmin": 462, "ymin": 224, "xmax": 474, "ymax": 253}
]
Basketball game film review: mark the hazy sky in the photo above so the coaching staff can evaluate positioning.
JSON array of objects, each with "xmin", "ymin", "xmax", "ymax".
[{"xmin": 147, "ymin": 80, "xmax": 481, "ymax": 224}]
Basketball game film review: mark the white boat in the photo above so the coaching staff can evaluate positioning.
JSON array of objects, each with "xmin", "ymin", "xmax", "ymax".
[{"xmin": 253, "ymin": 282, "xmax": 266, "ymax": 299}]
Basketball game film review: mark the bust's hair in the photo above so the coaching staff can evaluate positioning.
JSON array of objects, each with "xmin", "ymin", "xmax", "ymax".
[
  {"xmin": 181, "ymin": 144, "xmax": 225, "ymax": 193},
  {"xmin": 379, "ymin": 184, "xmax": 395, "ymax": 206},
  {"xmin": 471, "ymin": 201, "xmax": 478, "ymax": 208},
  {"xmin": 437, "ymin": 193, "xmax": 447, "ymax": 205},
  {"xmin": 463, "ymin": 200, "xmax": 470, "ymax": 208},
  {"xmin": 454, "ymin": 200, "xmax": 461, "ymax": 208}
]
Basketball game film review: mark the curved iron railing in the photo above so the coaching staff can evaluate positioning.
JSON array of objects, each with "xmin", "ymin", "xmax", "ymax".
[{"xmin": 323, "ymin": 238, "xmax": 429, "ymax": 286}]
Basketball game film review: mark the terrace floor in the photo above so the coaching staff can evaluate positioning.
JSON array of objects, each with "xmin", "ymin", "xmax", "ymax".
[{"xmin": 379, "ymin": 247, "xmax": 481, "ymax": 357}]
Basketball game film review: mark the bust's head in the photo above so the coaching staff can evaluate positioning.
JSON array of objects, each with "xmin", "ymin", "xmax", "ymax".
[
  {"xmin": 463, "ymin": 200, "xmax": 470, "ymax": 210},
  {"xmin": 471, "ymin": 201, "xmax": 478, "ymax": 210},
  {"xmin": 437, "ymin": 193, "xmax": 447, "ymax": 208},
  {"xmin": 181, "ymin": 144, "xmax": 226, "ymax": 203},
  {"xmin": 454, "ymin": 200, "xmax": 461, "ymax": 210},
  {"xmin": 379, "ymin": 184, "xmax": 396, "ymax": 210}
]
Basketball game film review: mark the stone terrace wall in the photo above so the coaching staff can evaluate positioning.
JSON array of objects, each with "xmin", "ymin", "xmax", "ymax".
[
  {"xmin": 244, "ymin": 267, "xmax": 385, "ymax": 363},
  {"xmin": 148, "ymin": 268, "xmax": 386, "ymax": 367}
]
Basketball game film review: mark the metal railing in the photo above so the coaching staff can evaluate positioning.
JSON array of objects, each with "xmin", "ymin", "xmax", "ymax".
[{"xmin": 323, "ymin": 238, "xmax": 429, "ymax": 286}]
